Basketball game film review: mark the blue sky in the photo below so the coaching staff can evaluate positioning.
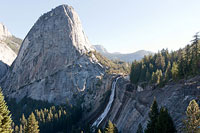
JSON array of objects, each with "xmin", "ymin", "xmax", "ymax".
[{"xmin": 1, "ymin": 0, "xmax": 200, "ymax": 53}]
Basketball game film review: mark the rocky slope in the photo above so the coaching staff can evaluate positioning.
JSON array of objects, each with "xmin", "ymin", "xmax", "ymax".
[
  {"xmin": 0, "ymin": 5, "xmax": 107, "ymax": 105},
  {"xmin": 93, "ymin": 45, "xmax": 153, "ymax": 62},
  {"xmin": 95, "ymin": 76, "xmax": 200, "ymax": 132},
  {"xmin": 0, "ymin": 61, "xmax": 8, "ymax": 80},
  {"xmin": 0, "ymin": 23, "xmax": 22, "ymax": 65}
]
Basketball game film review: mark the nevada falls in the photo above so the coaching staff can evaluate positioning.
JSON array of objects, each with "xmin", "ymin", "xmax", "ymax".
[{"xmin": 0, "ymin": 4, "xmax": 199, "ymax": 133}]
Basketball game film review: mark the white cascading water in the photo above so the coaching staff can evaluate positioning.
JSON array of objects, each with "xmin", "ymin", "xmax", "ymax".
[{"xmin": 91, "ymin": 76, "xmax": 121, "ymax": 128}]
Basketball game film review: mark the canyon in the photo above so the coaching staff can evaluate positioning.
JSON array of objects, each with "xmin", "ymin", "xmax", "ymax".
[{"xmin": 0, "ymin": 4, "xmax": 199, "ymax": 133}]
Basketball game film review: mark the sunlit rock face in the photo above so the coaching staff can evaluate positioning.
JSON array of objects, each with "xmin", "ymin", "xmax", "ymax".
[
  {"xmin": 0, "ymin": 23, "xmax": 17, "ymax": 65},
  {"xmin": 0, "ymin": 23, "xmax": 12, "ymax": 40},
  {"xmin": 102, "ymin": 76, "xmax": 200, "ymax": 133},
  {"xmin": 1, "ymin": 5, "xmax": 105, "ymax": 104}
]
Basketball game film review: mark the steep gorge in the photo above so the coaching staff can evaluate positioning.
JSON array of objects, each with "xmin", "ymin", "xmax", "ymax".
[
  {"xmin": 99, "ymin": 76, "xmax": 200, "ymax": 133},
  {"xmin": 0, "ymin": 4, "xmax": 199, "ymax": 133}
]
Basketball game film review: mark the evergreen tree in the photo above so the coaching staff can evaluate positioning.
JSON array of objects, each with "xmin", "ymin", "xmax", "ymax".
[
  {"xmin": 0, "ymin": 89, "xmax": 13, "ymax": 133},
  {"xmin": 155, "ymin": 53, "xmax": 165, "ymax": 70},
  {"xmin": 136, "ymin": 123, "xmax": 143, "ymax": 133},
  {"xmin": 145, "ymin": 98, "xmax": 159, "ymax": 133},
  {"xmin": 156, "ymin": 69, "xmax": 163, "ymax": 85},
  {"xmin": 97, "ymin": 129, "xmax": 102, "ymax": 133},
  {"xmin": 19, "ymin": 124, "xmax": 23, "ymax": 133},
  {"xmin": 183, "ymin": 100, "xmax": 200, "ymax": 133},
  {"xmin": 164, "ymin": 61, "xmax": 172, "ymax": 81},
  {"xmin": 184, "ymin": 44, "xmax": 191, "ymax": 76},
  {"xmin": 190, "ymin": 32, "xmax": 200, "ymax": 74},
  {"xmin": 25, "ymin": 112, "xmax": 39, "ymax": 133},
  {"xmin": 20, "ymin": 114, "xmax": 27, "ymax": 132},
  {"xmin": 171, "ymin": 62, "xmax": 178, "ymax": 80},
  {"xmin": 104, "ymin": 120, "xmax": 118, "ymax": 133},
  {"xmin": 178, "ymin": 50, "xmax": 187, "ymax": 78},
  {"xmin": 14, "ymin": 125, "xmax": 19, "ymax": 133},
  {"xmin": 113, "ymin": 124, "xmax": 118, "ymax": 133},
  {"xmin": 151, "ymin": 72, "xmax": 157, "ymax": 84},
  {"xmin": 145, "ymin": 70, "xmax": 151, "ymax": 82},
  {"xmin": 155, "ymin": 107, "xmax": 176, "ymax": 133}
]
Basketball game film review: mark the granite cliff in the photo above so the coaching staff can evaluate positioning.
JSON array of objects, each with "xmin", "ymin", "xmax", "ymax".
[
  {"xmin": 1, "ymin": 4, "xmax": 199, "ymax": 133},
  {"xmin": 0, "ymin": 23, "xmax": 22, "ymax": 65},
  {"xmin": 0, "ymin": 5, "xmax": 106, "ymax": 105},
  {"xmin": 94, "ymin": 76, "xmax": 200, "ymax": 133}
]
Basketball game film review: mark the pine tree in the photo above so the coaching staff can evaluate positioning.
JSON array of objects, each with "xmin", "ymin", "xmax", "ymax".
[
  {"xmin": 20, "ymin": 114, "xmax": 27, "ymax": 132},
  {"xmin": 155, "ymin": 53, "xmax": 165, "ymax": 70},
  {"xmin": 19, "ymin": 124, "xmax": 23, "ymax": 133},
  {"xmin": 151, "ymin": 72, "xmax": 157, "ymax": 84},
  {"xmin": 136, "ymin": 123, "xmax": 143, "ymax": 133},
  {"xmin": 97, "ymin": 129, "xmax": 102, "ymax": 133},
  {"xmin": 164, "ymin": 61, "xmax": 172, "ymax": 81},
  {"xmin": 155, "ymin": 107, "xmax": 176, "ymax": 133},
  {"xmin": 184, "ymin": 44, "xmax": 191, "ymax": 76},
  {"xmin": 156, "ymin": 69, "xmax": 163, "ymax": 85},
  {"xmin": 113, "ymin": 124, "xmax": 118, "ymax": 133},
  {"xmin": 178, "ymin": 50, "xmax": 187, "ymax": 78},
  {"xmin": 145, "ymin": 70, "xmax": 151, "ymax": 82},
  {"xmin": 14, "ymin": 125, "xmax": 19, "ymax": 133},
  {"xmin": 183, "ymin": 100, "xmax": 200, "ymax": 133},
  {"xmin": 171, "ymin": 62, "xmax": 178, "ymax": 81},
  {"xmin": 130, "ymin": 61, "xmax": 141, "ymax": 84},
  {"xmin": 25, "ymin": 112, "xmax": 39, "ymax": 133},
  {"xmin": 145, "ymin": 98, "xmax": 159, "ymax": 133},
  {"xmin": 0, "ymin": 89, "xmax": 13, "ymax": 133},
  {"xmin": 104, "ymin": 120, "xmax": 118, "ymax": 133}
]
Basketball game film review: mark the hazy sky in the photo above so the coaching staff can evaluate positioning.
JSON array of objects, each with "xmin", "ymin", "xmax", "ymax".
[{"xmin": 1, "ymin": 0, "xmax": 200, "ymax": 53}]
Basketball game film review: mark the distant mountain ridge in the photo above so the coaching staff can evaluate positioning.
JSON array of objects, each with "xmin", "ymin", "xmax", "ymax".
[{"xmin": 93, "ymin": 45, "xmax": 153, "ymax": 62}]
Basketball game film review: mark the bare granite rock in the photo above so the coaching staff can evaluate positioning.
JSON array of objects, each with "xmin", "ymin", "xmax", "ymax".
[
  {"xmin": 0, "ymin": 5, "xmax": 105, "ymax": 104},
  {"xmin": 0, "ymin": 61, "xmax": 8, "ymax": 80},
  {"xmin": 0, "ymin": 23, "xmax": 18, "ymax": 65},
  {"xmin": 0, "ymin": 23, "xmax": 12, "ymax": 40},
  {"xmin": 100, "ymin": 76, "xmax": 200, "ymax": 133}
]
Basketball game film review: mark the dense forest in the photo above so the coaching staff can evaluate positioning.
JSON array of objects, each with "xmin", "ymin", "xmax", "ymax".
[
  {"xmin": 130, "ymin": 33, "xmax": 200, "ymax": 87},
  {"xmin": 5, "ymin": 96, "xmax": 83, "ymax": 133}
]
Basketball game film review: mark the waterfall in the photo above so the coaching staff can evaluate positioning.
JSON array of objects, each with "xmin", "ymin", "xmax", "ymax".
[{"xmin": 91, "ymin": 76, "xmax": 121, "ymax": 128}]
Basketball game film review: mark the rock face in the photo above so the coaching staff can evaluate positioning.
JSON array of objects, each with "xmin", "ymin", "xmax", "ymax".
[
  {"xmin": 100, "ymin": 76, "xmax": 200, "ymax": 133},
  {"xmin": 1, "ymin": 5, "xmax": 105, "ymax": 104},
  {"xmin": 0, "ymin": 23, "xmax": 21, "ymax": 65},
  {"xmin": 0, "ymin": 41, "xmax": 17, "ymax": 65},
  {"xmin": 93, "ymin": 45, "xmax": 153, "ymax": 62},
  {"xmin": 0, "ymin": 61, "xmax": 8, "ymax": 80},
  {"xmin": 0, "ymin": 23, "xmax": 12, "ymax": 40}
]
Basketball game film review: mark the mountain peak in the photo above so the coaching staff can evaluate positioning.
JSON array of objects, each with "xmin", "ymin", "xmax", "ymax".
[
  {"xmin": 93, "ymin": 45, "xmax": 108, "ymax": 54},
  {"xmin": 0, "ymin": 23, "xmax": 12, "ymax": 40},
  {"xmin": 1, "ymin": 5, "xmax": 104, "ymax": 104}
]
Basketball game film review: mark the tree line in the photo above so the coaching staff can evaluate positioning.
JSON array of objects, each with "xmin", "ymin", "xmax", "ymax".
[{"xmin": 130, "ymin": 33, "xmax": 200, "ymax": 86}]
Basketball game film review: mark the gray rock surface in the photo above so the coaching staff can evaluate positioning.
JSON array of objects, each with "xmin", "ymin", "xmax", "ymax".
[
  {"xmin": 0, "ymin": 23, "xmax": 12, "ymax": 40},
  {"xmin": 0, "ymin": 23, "xmax": 21, "ymax": 65},
  {"xmin": 0, "ymin": 61, "xmax": 8, "ymax": 80},
  {"xmin": 0, "ymin": 41, "xmax": 17, "ymax": 65},
  {"xmin": 1, "ymin": 5, "xmax": 105, "ymax": 104},
  {"xmin": 100, "ymin": 76, "xmax": 200, "ymax": 133}
]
